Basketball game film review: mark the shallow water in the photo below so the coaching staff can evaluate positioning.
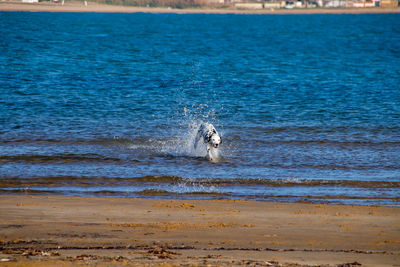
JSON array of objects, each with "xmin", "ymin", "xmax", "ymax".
[{"xmin": 1, "ymin": 12, "xmax": 400, "ymax": 205}]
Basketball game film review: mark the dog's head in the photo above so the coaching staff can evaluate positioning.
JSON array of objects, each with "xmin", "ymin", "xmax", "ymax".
[{"xmin": 210, "ymin": 134, "xmax": 221, "ymax": 149}]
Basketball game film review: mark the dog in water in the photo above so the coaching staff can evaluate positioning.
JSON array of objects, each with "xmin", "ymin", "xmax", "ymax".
[{"xmin": 194, "ymin": 123, "xmax": 222, "ymax": 161}]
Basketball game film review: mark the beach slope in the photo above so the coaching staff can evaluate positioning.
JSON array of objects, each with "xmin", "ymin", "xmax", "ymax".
[{"xmin": 0, "ymin": 195, "xmax": 399, "ymax": 266}]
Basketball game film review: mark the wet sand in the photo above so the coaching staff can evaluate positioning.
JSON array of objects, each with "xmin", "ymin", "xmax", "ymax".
[
  {"xmin": 1, "ymin": 1, "xmax": 400, "ymax": 14},
  {"xmin": 0, "ymin": 195, "xmax": 399, "ymax": 266}
]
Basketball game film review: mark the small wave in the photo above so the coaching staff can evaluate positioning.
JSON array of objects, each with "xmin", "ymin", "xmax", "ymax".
[
  {"xmin": 262, "ymin": 140, "xmax": 400, "ymax": 147},
  {"xmin": 1, "ymin": 176, "xmax": 399, "ymax": 189},
  {"xmin": 0, "ymin": 137, "xmax": 134, "ymax": 146},
  {"xmin": 1, "ymin": 187, "xmax": 398, "ymax": 206},
  {"xmin": 0, "ymin": 188, "xmax": 62, "ymax": 195},
  {"xmin": 0, "ymin": 154, "xmax": 129, "ymax": 164},
  {"xmin": 136, "ymin": 189, "xmax": 224, "ymax": 197},
  {"xmin": 0, "ymin": 175, "xmax": 184, "ymax": 187}
]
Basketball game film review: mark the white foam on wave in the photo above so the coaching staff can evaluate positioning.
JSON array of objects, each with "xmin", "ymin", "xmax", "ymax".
[{"xmin": 169, "ymin": 180, "xmax": 219, "ymax": 194}]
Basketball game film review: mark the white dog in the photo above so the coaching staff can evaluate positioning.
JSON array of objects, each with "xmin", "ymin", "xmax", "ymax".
[{"xmin": 194, "ymin": 123, "xmax": 222, "ymax": 161}]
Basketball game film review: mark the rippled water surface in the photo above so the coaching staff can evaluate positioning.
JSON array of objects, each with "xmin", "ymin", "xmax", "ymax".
[{"xmin": 1, "ymin": 12, "xmax": 400, "ymax": 205}]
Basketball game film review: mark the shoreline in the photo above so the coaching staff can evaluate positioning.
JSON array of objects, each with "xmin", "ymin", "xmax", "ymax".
[
  {"xmin": 1, "ymin": 195, "xmax": 399, "ymax": 266},
  {"xmin": 1, "ymin": 1, "xmax": 400, "ymax": 14}
]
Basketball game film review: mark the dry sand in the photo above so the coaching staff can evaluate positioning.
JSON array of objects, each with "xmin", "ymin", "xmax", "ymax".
[
  {"xmin": 0, "ymin": 195, "xmax": 399, "ymax": 266},
  {"xmin": 1, "ymin": 1, "xmax": 400, "ymax": 14}
]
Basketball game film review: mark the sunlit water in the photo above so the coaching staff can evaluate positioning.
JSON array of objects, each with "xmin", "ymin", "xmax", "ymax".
[{"xmin": 1, "ymin": 12, "xmax": 400, "ymax": 206}]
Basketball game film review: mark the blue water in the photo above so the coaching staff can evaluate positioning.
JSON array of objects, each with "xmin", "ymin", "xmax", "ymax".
[{"xmin": 1, "ymin": 12, "xmax": 400, "ymax": 206}]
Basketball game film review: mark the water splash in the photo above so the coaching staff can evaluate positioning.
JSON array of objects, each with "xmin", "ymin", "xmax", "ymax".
[
  {"xmin": 165, "ymin": 104, "xmax": 224, "ymax": 160},
  {"xmin": 124, "ymin": 108, "xmax": 223, "ymax": 161}
]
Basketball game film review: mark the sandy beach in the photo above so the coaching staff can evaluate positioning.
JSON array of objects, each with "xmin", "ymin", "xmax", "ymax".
[
  {"xmin": 0, "ymin": 195, "xmax": 399, "ymax": 266},
  {"xmin": 1, "ymin": 1, "xmax": 400, "ymax": 14}
]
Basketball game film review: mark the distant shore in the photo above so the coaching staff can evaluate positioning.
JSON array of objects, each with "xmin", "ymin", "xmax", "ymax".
[
  {"xmin": 1, "ymin": 195, "xmax": 400, "ymax": 266},
  {"xmin": 1, "ymin": 1, "xmax": 400, "ymax": 14}
]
